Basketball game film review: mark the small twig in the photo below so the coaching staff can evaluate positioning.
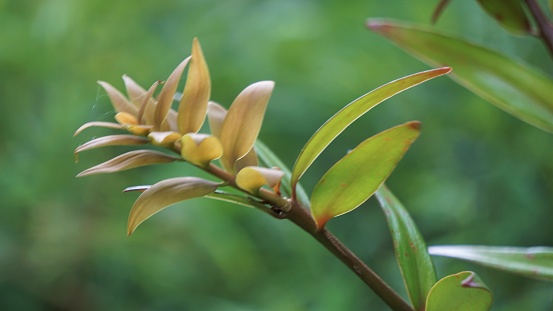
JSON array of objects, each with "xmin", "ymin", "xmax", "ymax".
[{"xmin": 525, "ymin": 0, "xmax": 553, "ymax": 57}]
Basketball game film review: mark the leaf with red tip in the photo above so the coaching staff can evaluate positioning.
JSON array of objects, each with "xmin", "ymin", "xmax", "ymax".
[
  {"xmin": 178, "ymin": 38, "xmax": 211, "ymax": 133},
  {"xmin": 310, "ymin": 121, "xmax": 421, "ymax": 229},
  {"xmin": 426, "ymin": 271, "xmax": 492, "ymax": 311},
  {"xmin": 291, "ymin": 68, "xmax": 450, "ymax": 197},
  {"xmin": 127, "ymin": 177, "xmax": 219, "ymax": 235},
  {"xmin": 154, "ymin": 57, "xmax": 190, "ymax": 130},
  {"xmin": 219, "ymin": 81, "xmax": 274, "ymax": 173},
  {"xmin": 367, "ymin": 19, "xmax": 553, "ymax": 133},
  {"xmin": 76, "ymin": 150, "xmax": 180, "ymax": 177}
]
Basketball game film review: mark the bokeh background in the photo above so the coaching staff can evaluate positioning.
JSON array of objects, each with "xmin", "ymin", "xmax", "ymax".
[{"xmin": 2, "ymin": 0, "xmax": 552, "ymax": 310}]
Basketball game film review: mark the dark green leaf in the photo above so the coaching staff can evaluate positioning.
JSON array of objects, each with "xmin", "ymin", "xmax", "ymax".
[
  {"xmin": 375, "ymin": 185, "xmax": 436, "ymax": 311},
  {"xmin": 367, "ymin": 19, "xmax": 553, "ymax": 133}
]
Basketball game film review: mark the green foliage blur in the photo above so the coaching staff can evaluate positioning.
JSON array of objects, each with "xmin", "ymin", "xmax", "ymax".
[{"xmin": 1, "ymin": 0, "xmax": 552, "ymax": 310}]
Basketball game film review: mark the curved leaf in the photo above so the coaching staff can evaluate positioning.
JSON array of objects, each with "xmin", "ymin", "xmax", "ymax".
[
  {"xmin": 127, "ymin": 177, "xmax": 219, "ymax": 235},
  {"xmin": 310, "ymin": 121, "xmax": 421, "ymax": 229},
  {"xmin": 154, "ymin": 57, "xmax": 190, "ymax": 130},
  {"xmin": 206, "ymin": 101, "xmax": 227, "ymax": 138},
  {"xmin": 477, "ymin": 0, "xmax": 532, "ymax": 35},
  {"xmin": 367, "ymin": 19, "xmax": 553, "ymax": 133},
  {"xmin": 235, "ymin": 166, "xmax": 284, "ymax": 194},
  {"xmin": 426, "ymin": 271, "xmax": 493, "ymax": 311},
  {"xmin": 75, "ymin": 134, "xmax": 149, "ymax": 155},
  {"xmin": 76, "ymin": 150, "xmax": 180, "ymax": 177},
  {"xmin": 429, "ymin": 245, "xmax": 553, "ymax": 281},
  {"xmin": 74, "ymin": 121, "xmax": 123, "ymax": 137},
  {"xmin": 178, "ymin": 38, "xmax": 211, "ymax": 133},
  {"xmin": 375, "ymin": 185, "xmax": 436, "ymax": 311},
  {"xmin": 219, "ymin": 81, "xmax": 274, "ymax": 173},
  {"xmin": 291, "ymin": 67, "xmax": 450, "ymax": 197},
  {"xmin": 123, "ymin": 75, "xmax": 159, "ymax": 126}
]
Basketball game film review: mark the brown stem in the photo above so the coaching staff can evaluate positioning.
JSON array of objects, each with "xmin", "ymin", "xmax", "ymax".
[
  {"xmin": 286, "ymin": 200, "xmax": 414, "ymax": 311},
  {"xmin": 205, "ymin": 163, "xmax": 413, "ymax": 310},
  {"xmin": 525, "ymin": 0, "xmax": 553, "ymax": 57}
]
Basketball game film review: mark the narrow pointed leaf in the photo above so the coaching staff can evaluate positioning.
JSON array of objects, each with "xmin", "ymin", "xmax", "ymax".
[
  {"xmin": 291, "ymin": 67, "xmax": 450, "ymax": 196},
  {"xmin": 123, "ymin": 185, "xmax": 150, "ymax": 193},
  {"xmin": 310, "ymin": 121, "xmax": 421, "ymax": 229},
  {"xmin": 375, "ymin": 185, "xmax": 436, "ymax": 311},
  {"xmin": 75, "ymin": 135, "xmax": 149, "ymax": 154},
  {"xmin": 137, "ymin": 81, "xmax": 160, "ymax": 124},
  {"xmin": 477, "ymin": 0, "xmax": 532, "ymax": 35},
  {"xmin": 127, "ymin": 177, "xmax": 219, "ymax": 235},
  {"xmin": 98, "ymin": 81, "xmax": 137, "ymax": 115},
  {"xmin": 123, "ymin": 75, "xmax": 159, "ymax": 125},
  {"xmin": 220, "ymin": 81, "xmax": 274, "ymax": 172},
  {"xmin": 429, "ymin": 245, "xmax": 553, "ymax": 281},
  {"xmin": 178, "ymin": 38, "xmax": 211, "ymax": 133},
  {"xmin": 77, "ymin": 150, "xmax": 180, "ymax": 177},
  {"xmin": 74, "ymin": 121, "xmax": 123, "ymax": 137},
  {"xmin": 367, "ymin": 19, "xmax": 553, "ymax": 133},
  {"xmin": 154, "ymin": 57, "xmax": 190, "ymax": 130},
  {"xmin": 426, "ymin": 271, "xmax": 493, "ymax": 311}
]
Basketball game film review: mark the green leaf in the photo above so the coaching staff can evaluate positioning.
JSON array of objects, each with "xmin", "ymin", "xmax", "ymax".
[
  {"xmin": 76, "ymin": 150, "xmax": 180, "ymax": 177},
  {"xmin": 310, "ymin": 121, "xmax": 421, "ymax": 229},
  {"xmin": 290, "ymin": 67, "xmax": 450, "ymax": 198},
  {"xmin": 219, "ymin": 81, "xmax": 274, "ymax": 173},
  {"xmin": 367, "ymin": 19, "xmax": 553, "ymax": 133},
  {"xmin": 431, "ymin": 0, "xmax": 453, "ymax": 24},
  {"xmin": 429, "ymin": 245, "xmax": 553, "ymax": 281},
  {"xmin": 127, "ymin": 177, "xmax": 219, "ymax": 235},
  {"xmin": 477, "ymin": 0, "xmax": 532, "ymax": 35},
  {"xmin": 426, "ymin": 271, "xmax": 493, "ymax": 311},
  {"xmin": 375, "ymin": 185, "xmax": 436, "ymax": 311}
]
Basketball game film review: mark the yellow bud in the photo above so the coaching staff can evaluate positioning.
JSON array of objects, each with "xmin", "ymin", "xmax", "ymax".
[{"xmin": 180, "ymin": 134, "xmax": 223, "ymax": 168}]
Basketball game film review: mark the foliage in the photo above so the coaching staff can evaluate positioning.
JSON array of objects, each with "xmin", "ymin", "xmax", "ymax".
[{"xmin": 3, "ymin": 1, "xmax": 553, "ymax": 310}]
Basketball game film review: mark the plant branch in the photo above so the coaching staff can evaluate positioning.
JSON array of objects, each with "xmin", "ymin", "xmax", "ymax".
[
  {"xmin": 205, "ymin": 162, "xmax": 412, "ymax": 310},
  {"xmin": 285, "ymin": 200, "xmax": 414, "ymax": 311},
  {"xmin": 525, "ymin": 0, "xmax": 553, "ymax": 57}
]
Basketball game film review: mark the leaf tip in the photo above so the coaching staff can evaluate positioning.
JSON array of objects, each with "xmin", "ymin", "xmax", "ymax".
[
  {"xmin": 365, "ymin": 18, "xmax": 393, "ymax": 33},
  {"xmin": 408, "ymin": 121, "xmax": 422, "ymax": 130}
]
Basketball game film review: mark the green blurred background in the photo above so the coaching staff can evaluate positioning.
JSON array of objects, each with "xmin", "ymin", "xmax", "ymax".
[{"xmin": 2, "ymin": 0, "xmax": 552, "ymax": 310}]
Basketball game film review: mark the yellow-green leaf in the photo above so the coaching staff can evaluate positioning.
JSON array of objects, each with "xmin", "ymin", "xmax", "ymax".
[
  {"xmin": 477, "ymin": 0, "xmax": 532, "ymax": 35},
  {"xmin": 98, "ymin": 81, "xmax": 137, "ymax": 115},
  {"xmin": 180, "ymin": 133, "xmax": 223, "ymax": 168},
  {"xmin": 76, "ymin": 150, "xmax": 180, "ymax": 177},
  {"xmin": 178, "ymin": 38, "xmax": 211, "ymax": 133},
  {"xmin": 429, "ymin": 245, "xmax": 553, "ymax": 281},
  {"xmin": 310, "ymin": 121, "xmax": 421, "ymax": 229},
  {"xmin": 154, "ymin": 57, "xmax": 190, "ymax": 130},
  {"xmin": 219, "ymin": 81, "xmax": 274, "ymax": 173},
  {"xmin": 367, "ymin": 19, "xmax": 553, "ymax": 133},
  {"xmin": 375, "ymin": 185, "xmax": 436, "ymax": 311},
  {"xmin": 75, "ymin": 134, "xmax": 149, "ymax": 155},
  {"xmin": 235, "ymin": 166, "xmax": 284, "ymax": 194},
  {"xmin": 291, "ymin": 67, "xmax": 449, "ymax": 198},
  {"xmin": 426, "ymin": 271, "xmax": 493, "ymax": 311},
  {"xmin": 127, "ymin": 177, "xmax": 219, "ymax": 235},
  {"xmin": 74, "ymin": 121, "xmax": 123, "ymax": 137}
]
